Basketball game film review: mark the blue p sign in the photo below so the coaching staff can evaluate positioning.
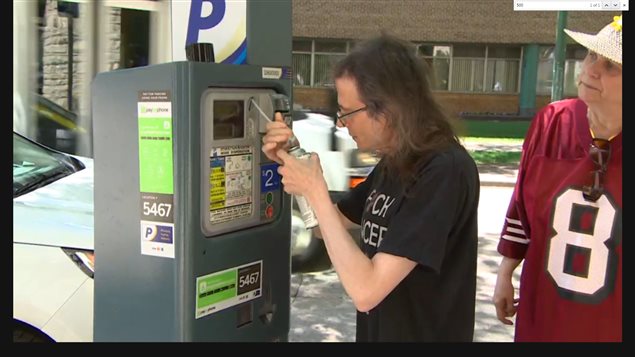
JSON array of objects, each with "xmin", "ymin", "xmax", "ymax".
[
  {"xmin": 142, "ymin": 224, "xmax": 158, "ymax": 241},
  {"xmin": 186, "ymin": 0, "xmax": 226, "ymax": 45}
]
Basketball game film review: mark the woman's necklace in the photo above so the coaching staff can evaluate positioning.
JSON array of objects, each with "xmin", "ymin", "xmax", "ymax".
[
  {"xmin": 588, "ymin": 109, "xmax": 620, "ymax": 141},
  {"xmin": 589, "ymin": 128, "xmax": 618, "ymax": 141}
]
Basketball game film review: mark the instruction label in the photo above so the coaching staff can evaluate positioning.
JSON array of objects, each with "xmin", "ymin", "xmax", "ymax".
[
  {"xmin": 138, "ymin": 90, "xmax": 175, "ymax": 258},
  {"xmin": 209, "ymin": 145, "xmax": 253, "ymax": 224}
]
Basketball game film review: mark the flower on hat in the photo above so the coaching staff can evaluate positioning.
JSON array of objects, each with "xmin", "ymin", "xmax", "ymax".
[{"xmin": 611, "ymin": 15, "xmax": 622, "ymax": 32}]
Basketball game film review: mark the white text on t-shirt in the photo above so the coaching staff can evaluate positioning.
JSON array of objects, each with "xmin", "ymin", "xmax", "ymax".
[{"xmin": 361, "ymin": 189, "xmax": 395, "ymax": 248}]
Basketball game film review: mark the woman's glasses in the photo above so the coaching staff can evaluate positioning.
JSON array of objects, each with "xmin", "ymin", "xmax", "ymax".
[
  {"xmin": 336, "ymin": 106, "xmax": 367, "ymax": 125},
  {"xmin": 582, "ymin": 138, "xmax": 611, "ymax": 202}
]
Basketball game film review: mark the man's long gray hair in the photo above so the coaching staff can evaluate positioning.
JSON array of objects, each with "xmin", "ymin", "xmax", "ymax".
[{"xmin": 333, "ymin": 33, "xmax": 460, "ymax": 186}]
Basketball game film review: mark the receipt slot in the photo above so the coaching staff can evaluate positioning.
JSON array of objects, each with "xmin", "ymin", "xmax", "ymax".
[{"xmin": 92, "ymin": 2, "xmax": 293, "ymax": 342}]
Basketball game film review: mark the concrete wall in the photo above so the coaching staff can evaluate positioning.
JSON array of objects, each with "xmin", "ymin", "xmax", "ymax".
[
  {"xmin": 295, "ymin": 86, "xmax": 556, "ymax": 120},
  {"xmin": 41, "ymin": 0, "xmax": 121, "ymax": 112},
  {"xmin": 435, "ymin": 92, "xmax": 554, "ymax": 119}
]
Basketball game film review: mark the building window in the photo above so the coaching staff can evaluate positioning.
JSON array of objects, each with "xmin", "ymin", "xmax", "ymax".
[
  {"xmin": 417, "ymin": 44, "xmax": 451, "ymax": 91},
  {"xmin": 292, "ymin": 39, "xmax": 348, "ymax": 87},
  {"xmin": 314, "ymin": 40, "xmax": 347, "ymax": 87},
  {"xmin": 485, "ymin": 46, "xmax": 521, "ymax": 93},
  {"xmin": 536, "ymin": 45, "xmax": 587, "ymax": 97},
  {"xmin": 292, "ymin": 39, "xmax": 311, "ymax": 86},
  {"xmin": 451, "ymin": 45, "xmax": 486, "ymax": 92},
  {"xmin": 293, "ymin": 40, "xmax": 521, "ymax": 94},
  {"xmin": 450, "ymin": 44, "xmax": 520, "ymax": 93}
]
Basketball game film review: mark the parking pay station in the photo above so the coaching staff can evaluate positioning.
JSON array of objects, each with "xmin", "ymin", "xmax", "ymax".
[{"xmin": 92, "ymin": 1, "xmax": 293, "ymax": 341}]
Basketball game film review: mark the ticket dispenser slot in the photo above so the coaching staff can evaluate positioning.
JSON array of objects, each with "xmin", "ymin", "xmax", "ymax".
[{"xmin": 201, "ymin": 89, "xmax": 287, "ymax": 237}]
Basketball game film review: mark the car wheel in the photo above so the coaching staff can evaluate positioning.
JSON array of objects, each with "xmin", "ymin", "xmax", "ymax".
[
  {"xmin": 13, "ymin": 321, "xmax": 54, "ymax": 342},
  {"xmin": 290, "ymin": 205, "xmax": 331, "ymax": 273}
]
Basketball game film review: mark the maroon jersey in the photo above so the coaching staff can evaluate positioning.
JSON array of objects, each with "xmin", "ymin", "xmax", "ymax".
[{"xmin": 498, "ymin": 99, "xmax": 622, "ymax": 342}]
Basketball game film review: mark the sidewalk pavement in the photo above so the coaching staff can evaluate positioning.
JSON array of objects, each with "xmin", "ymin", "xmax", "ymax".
[
  {"xmin": 478, "ymin": 164, "xmax": 518, "ymax": 187},
  {"xmin": 289, "ymin": 270, "xmax": 356, "ymax": 342},
  {"xmin": 465, "ymin": 141, "xmax": 521, "ymax": 187}
]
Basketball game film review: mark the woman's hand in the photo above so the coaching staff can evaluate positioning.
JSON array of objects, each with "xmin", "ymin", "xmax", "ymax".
[
  {"xmin": 492, "ymin": 256, "xmax": 522, "ymax": 325},
  {"xmin": 276, "ymin": 149, "xmax": 326, "ymax": 200},
  {"xmin": 262, "ymin": 112, "xmax": 296, "ymax": 164}
]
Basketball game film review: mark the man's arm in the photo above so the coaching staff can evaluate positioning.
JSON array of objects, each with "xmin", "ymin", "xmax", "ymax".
[
  {"xmin": 309, "ymin": 189, "xmax": 416, "ymax": 313},
  {"xmin": 312, "ymin": 203, "xmax": 360, "ymax": 239}
]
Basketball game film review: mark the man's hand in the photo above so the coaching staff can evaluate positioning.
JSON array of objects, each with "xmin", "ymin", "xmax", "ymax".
[
  {"xmin": 262, "ymin": 112, "xmax": 295, "ymax": 164},
  {"xmin": 276, "ymin": 149, "xmax": 324, "ymax": 198}
]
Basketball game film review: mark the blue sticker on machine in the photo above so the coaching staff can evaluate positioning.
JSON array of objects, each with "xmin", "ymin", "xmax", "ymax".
[
  {"xmin": 142, "ymin": 222, "xmax": 174, "ymax": 244},
  {"xmin": 281, "ymin": 66, "xmax": 293, "ymax": 80},
  {"xmin": 210, "ymin": 156, "xmax": 225, "ymax": 168},
  {"xmin": 260, "ymin": 163, "xmax": 280, "ymax": 192}
]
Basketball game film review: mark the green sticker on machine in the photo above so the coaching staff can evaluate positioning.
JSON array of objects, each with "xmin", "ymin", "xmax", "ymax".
[
  {"xmin": 195, "ymin": 260, "xmax": 262, "ymax": 319},
  {"xmin": 138, "ymin": 91, "xmax": 173, "ymax": 194}
]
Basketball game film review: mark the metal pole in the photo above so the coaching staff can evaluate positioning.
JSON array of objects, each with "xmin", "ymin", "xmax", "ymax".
[{"xmin": 551, "ymin": 11, "xmax": 567, "ymax": 102}]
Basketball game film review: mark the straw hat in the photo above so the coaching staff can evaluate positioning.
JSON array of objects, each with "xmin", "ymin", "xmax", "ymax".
[{"xmin": 564, "ymin": 15, "xmax": 622, "ymax": 65}]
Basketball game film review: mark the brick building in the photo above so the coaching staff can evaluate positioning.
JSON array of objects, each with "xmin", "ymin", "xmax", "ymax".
[{"xmin": 291, "ymin": 0, "xmax": 610, "ymax": 119}]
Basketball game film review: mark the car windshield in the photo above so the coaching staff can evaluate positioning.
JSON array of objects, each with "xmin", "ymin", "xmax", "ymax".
[{"xmin": 13, "ymin": 132, "xmax": 85, "ymax": 198}]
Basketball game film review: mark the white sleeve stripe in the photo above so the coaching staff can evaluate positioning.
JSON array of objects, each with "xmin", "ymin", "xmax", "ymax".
[
  {"xmin": 506, "ymin": 217, "xmax": 522, "ymax": 226},
  {"xmin": 502, "ymin": 234, "xmax": 530, "ymax": 244},
  {"xmin": 506, "ymin": 227, "xmax": 525, "ymax": 235}
]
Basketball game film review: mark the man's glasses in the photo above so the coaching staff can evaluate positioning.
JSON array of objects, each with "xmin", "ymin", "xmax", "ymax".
[
  {"xmin": 582, "ymin": 138, "xmax": 611, "ymax": 202},
  {"xmin": 336, "ymin": 106, "xmax": 367, "ymax": 125}
]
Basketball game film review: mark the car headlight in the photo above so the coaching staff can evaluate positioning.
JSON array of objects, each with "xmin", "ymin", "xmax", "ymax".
[{"xmin": 62, "ymin": 248, "xmax": 95, "ymax": 279}]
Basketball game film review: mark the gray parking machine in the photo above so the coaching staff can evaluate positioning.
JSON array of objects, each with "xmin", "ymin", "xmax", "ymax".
[{"xmin": 92, "ymin": 1, "xmax": 293, "ymax": 342}]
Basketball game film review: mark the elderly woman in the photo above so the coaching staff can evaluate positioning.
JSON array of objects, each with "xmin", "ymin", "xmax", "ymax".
[{"xmin": 493, "ymin": 15, "xmax": 622, "ymax": 342}]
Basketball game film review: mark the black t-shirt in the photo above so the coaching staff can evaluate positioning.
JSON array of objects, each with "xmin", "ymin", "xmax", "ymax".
[{"xmin": 337, "ymin": 144, "xmax": 480, "ymax": 342}]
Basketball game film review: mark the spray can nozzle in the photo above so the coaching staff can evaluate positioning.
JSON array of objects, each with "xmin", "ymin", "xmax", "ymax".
[{"xmin": 250, "ymin": 97, "xmax": 299, "ymax": 148}]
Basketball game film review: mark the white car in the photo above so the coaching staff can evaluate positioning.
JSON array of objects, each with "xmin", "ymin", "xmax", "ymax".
[{"xmin": 13, "ymin": 131, "xmax": 95, "ymax": 342}]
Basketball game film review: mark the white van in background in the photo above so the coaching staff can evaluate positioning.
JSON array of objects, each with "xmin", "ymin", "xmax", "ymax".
[{"xmin": 290, "ymin": 110, "xmax": 379, "ymax": 272}]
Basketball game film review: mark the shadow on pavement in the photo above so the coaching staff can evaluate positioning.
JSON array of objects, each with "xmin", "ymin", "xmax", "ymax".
[
  {"xmin": 289, "ymin": 271, "xmax": 356, "ymax": 342},
  {"xmin": 288, "ymin": 233, "xmax": 521, "ymax": 342}
]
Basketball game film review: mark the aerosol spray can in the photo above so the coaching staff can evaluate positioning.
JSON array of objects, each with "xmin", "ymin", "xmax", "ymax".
[
  {"xmin": 287, "ymin": 144, "xmax": 319, "ymax": 229},
  {"xmin": 250, "ymin": 95, "xmax": 319, "ymax": 229}
]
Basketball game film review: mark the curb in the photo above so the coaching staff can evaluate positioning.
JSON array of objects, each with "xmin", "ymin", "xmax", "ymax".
[
  {"xmin": 479, "ymin": 174, "xmax": 517, "ymax": 187},
  {"xmin": 476, "ymin": 164, "xmax": 518, "ymax": 187},
  {"xmin": 476, "ymin": 164, "xmax": 518, "ymax": 188}
]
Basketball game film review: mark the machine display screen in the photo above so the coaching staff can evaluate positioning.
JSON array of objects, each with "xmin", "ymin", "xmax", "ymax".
[{"xmin": 213, "ymin": 100, "xmax": 245, "ymax": 140}]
